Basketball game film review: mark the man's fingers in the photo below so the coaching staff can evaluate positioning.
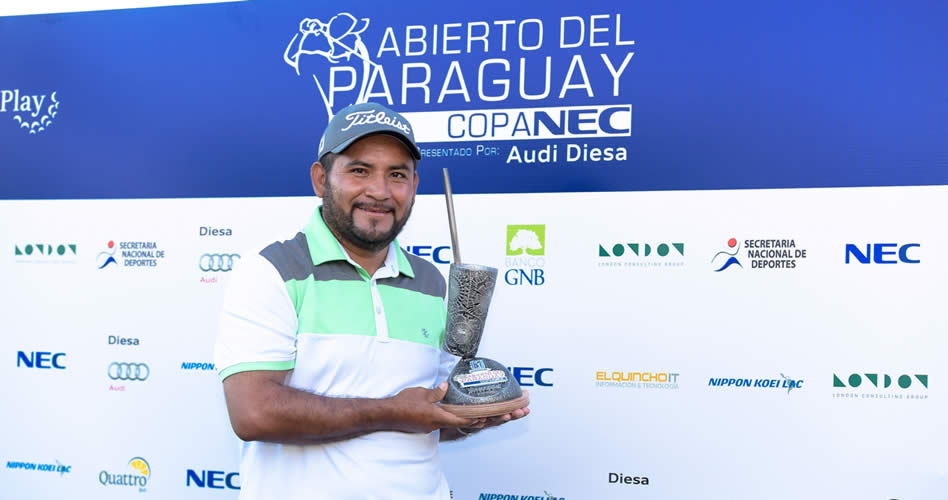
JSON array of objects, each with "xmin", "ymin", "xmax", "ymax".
[{"xmin": 428, "ymin": 381, "xmax": 449, "ymax": 403}]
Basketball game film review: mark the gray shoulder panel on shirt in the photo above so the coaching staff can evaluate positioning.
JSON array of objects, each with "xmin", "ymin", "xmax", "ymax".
[
  {"xmin": 259, "ymin": 232, "xmax": 362, "ymax": 282},
  {"xmin": 259, "ymin": 232, "xmax": 314, "ymax": 282},
  {"xmin": 380, "ymin": 253, "xmax": 447, "ymax": 298}
]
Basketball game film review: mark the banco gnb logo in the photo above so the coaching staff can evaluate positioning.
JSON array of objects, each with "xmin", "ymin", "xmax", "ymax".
[
  {"xmin": 599, "ymin": 242, "xmax": 684, "ymax": 269},
  {"xmin": 505, "ymin": 224, "xmax": 546, "ymax": 286},
  {"xmin": 833, "ymin": 372, "xmax": 929, "ymax": 400},
  {"xmin": 1, "ymin": 89, "xmax": 60, "ymax": 134},
  {"xmin": 99, "ymin": 457, "xmax": 150, "ymax": 492}
]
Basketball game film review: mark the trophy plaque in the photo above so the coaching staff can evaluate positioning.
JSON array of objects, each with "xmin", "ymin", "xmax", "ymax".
[{"xmin": 437, "ymin": 169, "xmax": 530, "ymax": 418}]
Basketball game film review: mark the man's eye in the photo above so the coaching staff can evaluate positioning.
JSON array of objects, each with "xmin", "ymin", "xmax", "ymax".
[
  {"xmin": 391, "ymin": 171, "xmax": 407, "ymax": 179},
  {"xmin": 351, "ymin": 168, "xmax": 368, "ymax": 175}
]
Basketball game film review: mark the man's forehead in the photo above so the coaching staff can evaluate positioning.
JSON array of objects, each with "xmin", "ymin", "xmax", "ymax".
[{"xmin": 341, "ymin": 133, "xmax": 416, "ymax": 163}]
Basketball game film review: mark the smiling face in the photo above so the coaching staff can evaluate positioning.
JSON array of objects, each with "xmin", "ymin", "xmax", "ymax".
[{"xmin": 312, "ymin": 133, "xmax": 419, "ymax": 254}]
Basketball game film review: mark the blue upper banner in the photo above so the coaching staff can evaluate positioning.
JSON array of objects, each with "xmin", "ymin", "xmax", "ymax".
[{"xmin": 0, "ymin": 0, "xmax": 945, "ymax": 199}]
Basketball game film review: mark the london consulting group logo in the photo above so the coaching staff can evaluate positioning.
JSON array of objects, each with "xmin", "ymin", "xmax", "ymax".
[
  {"xmin": 833, "ymin": 372, "xmax": 929, "ymax": 400},
  {"xmin": 599, "ymin": 241, "xmax": 684, "ymax": 269},
  {"xmin": 14, "ymin": 242, "xmax": 77, "ymax": 264},
  {"xmin": 504, "ymin": 224, "xmax": 546, "ymax": 286},
  {"xmin": 1, "ymin": 90, "xmax": 60, "ymax": 134}
]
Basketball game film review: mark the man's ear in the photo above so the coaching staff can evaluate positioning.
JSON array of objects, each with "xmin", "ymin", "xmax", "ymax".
[
  {"xmin": 412, "ymin": 165, "xmax": 420, "ymax": 194},
  {"xmin": 311, "ymin": 162, "xmax": 326, "ymax": 197}
]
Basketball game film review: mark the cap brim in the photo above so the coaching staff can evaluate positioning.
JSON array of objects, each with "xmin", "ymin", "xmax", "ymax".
[{"xmin": 330, "ymin": 131, "xmax": 422, "ymax": 161}]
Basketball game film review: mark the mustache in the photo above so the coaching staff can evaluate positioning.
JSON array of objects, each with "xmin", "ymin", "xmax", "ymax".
[{"xmin": 353, "ymin": 202, "xmax": 395, "ymax": 212}]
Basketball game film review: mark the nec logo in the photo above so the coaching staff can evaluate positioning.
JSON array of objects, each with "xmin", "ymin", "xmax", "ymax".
[
  {"xmin": 404, "ymin": 245, "xmax": 451, "ymax": 264},
  {"xmin": 845, "ymin": 243, "xmax": 920, "ymax": 264},
  {"xmin": 186, "ymin": 469, "xmax": 240, "ymax": 490},
  {"xmin": 507, "ymin": 367, "xmax": 553, "ymax": 387},
  {"xmin": 17, "ymin": 351, "xmax": 66, "ymax": 369}
]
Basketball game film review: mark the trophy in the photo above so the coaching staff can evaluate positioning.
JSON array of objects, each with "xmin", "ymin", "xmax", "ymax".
[{"xmin": 437, "ymin": 169, "xmax": 529, "ymax": 418}]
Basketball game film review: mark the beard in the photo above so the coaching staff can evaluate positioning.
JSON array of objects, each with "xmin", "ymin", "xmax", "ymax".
[{"xmin": 320, "ymin": 179, "xmax": 414, "ymax": 253}]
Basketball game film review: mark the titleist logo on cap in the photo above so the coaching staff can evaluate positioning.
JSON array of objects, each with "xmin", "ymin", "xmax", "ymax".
[{"xmin": 341, "ymin": 110, "xmax": 412, "ymax": 135}]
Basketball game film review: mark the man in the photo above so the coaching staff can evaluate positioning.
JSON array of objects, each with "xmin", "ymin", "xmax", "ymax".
[{"xmin": 215, "ymin": 102, "xmax": 529, "ymax": 500}]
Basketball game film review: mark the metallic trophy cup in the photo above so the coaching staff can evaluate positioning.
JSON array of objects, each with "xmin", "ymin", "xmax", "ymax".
[{"xmin": 438, "ymin": 169, "xmax": 529, "ymax": 418}]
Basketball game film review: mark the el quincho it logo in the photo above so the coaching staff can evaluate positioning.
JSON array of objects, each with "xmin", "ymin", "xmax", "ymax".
[{"xmin": 506, "ymin": 225, "xmax": 545, "ymax": 256}]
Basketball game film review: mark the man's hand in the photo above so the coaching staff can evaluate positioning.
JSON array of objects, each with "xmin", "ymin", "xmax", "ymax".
[
  {"xmin": 387, "ymin": 381, "xmax": 479, "ymax": 433},
  {"xmin": 466, "ymin": 406, "xmax": 530, "ymax": 431},
  {"xmin": 440, "ymin": 401, "xmax": 530, "ymax": 441}
]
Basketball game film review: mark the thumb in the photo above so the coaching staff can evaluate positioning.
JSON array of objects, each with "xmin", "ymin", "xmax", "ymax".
[{"xmin": 428, "ymin": 381, "xmax": 449, "ymax": 403}]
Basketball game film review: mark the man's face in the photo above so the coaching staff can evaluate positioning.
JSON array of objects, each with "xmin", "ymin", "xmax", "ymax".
[{"xmin": 313, "ymin": 134, "xmax": 419, "ymax": 253}]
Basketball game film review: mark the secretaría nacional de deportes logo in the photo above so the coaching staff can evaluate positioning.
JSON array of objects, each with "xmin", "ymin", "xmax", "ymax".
[
  {"xmin": 712, "ymin": 238, "xmax": 742, "ymax": 272},
  {"xmin": 97, "ymin": 240, "xmax": 165, "ymax": 269},
  {"xmin": 712, "ymin": 237, "xmax": 807, "ymax": 271},
  {"xmin": 199, "ymin": 253, "xmax": 240, "ymax": 272},
  {"xmin": 97, "ymin": 241, "xmax": 118, "ymax": 269},
  {"xmin": 1, "ymin": 89, "xmax": 60, "ymax": 134},
  {"xmin": 99, "ymin": 457, "xmax": 150, "ymax": 491}
]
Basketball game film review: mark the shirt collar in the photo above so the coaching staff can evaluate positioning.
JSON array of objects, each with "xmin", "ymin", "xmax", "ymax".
[{"xmin": 303, "ymin": 206, "xmax": 415, "ymax": 279}]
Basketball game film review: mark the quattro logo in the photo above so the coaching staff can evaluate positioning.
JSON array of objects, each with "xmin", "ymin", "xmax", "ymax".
[
  {"xmin": 200, "ymin": 253, "xmax": 240, "ymax": 272},
  {"xmin": 833, "ymin": 373, "xmax": 928, "ymax": 389},
  {"xmin": 599, "ymin": 243, "xmax": 683, "ymax": 257},
  {"xmin": 108, "ymin": 362, "xmax": 149, "ymax": 381}
]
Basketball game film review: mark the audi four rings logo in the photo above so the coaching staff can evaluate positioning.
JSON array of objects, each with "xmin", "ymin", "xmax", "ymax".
[
  {"xmin": 200, "ymin": 253, "xmax": 240, "ymax": 272},
  {"xmin": 108, "ymin": 362, "xmax": 149, "ymax": 381}
]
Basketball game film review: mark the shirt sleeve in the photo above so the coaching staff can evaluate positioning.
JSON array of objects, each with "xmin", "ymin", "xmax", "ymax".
[{"xmin": 214, "ymin": 252, "xmax": 298, "ymax": 381}]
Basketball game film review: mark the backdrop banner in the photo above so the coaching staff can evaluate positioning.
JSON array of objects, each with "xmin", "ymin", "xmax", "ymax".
[{"xmin": 1, "ymin": 1, "xmax": 945, "ymax": 499}]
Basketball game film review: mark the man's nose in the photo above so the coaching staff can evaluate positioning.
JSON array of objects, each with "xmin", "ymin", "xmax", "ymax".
[{"xmin": 363, "ymin": 172, "xmax": 390, "ymax": 199}]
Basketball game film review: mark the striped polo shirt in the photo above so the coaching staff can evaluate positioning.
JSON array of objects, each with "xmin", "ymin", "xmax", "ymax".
[{"xmin": 215, "ymin": 207, "xmax": 455, "ymax": 500}]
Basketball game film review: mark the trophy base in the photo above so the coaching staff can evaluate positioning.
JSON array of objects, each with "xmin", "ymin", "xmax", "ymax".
[
  {"xmin": 438, "ymin": 357, "xmax": 528, "ymax": 418},
  {"xmin": 440, "ymin": 391, "xmax": 530, "ymax": 418}
]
